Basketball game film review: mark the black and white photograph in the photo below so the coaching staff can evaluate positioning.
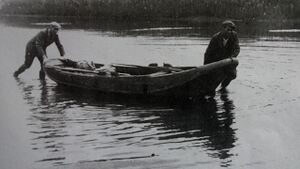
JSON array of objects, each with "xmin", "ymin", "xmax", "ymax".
[{"xmin": 0, "ymin": 0, "xmax": 299, "ymax": 169}]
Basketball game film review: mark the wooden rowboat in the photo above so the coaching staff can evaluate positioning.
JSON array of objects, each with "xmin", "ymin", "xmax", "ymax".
[{"xmin": 44, "ymin": 58, "xmax": 238, "ymax": 98}]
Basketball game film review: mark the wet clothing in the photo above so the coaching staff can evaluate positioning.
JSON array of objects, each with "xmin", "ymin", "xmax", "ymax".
[
  {"xmin": 14, "ymin": 28, "xmax": 65, "ymax": 79},
  {"xmin": 204, "ymin": 31, "xmax": 240, "ymax": 88}
]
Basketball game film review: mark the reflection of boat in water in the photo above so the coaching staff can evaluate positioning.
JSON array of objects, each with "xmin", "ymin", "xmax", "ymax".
[
  {"xmin": 152, "ymin": 90, "xmax": 237, "ymax": 165},
  {"xmin": 55, "ymin": 85, "xmax": 237, "ymax": 166},
  {"xmin": 44, "ymin": 58, "xmax": 238, "ymax": 98},
  {"xmin": 15, "ymin": 79, "xmax": 237, "ymax": 167}
]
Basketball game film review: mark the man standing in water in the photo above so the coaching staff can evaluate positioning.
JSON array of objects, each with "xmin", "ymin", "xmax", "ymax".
[
  {"xmin": 204, "ymin": 20, "xmax": 240, "ymax": 89},
  {"xmin": 14, "ymin": 22, "xmax": 65, "ymax": 79}
]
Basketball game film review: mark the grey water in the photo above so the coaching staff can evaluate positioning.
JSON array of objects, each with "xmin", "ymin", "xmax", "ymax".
[{"xmin": 0, "ymin": 16, "xmax": 300, "ymax": 169}]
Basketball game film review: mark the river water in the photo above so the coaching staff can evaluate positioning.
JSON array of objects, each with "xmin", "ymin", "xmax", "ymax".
[{"xmin": 0, "ymin": 17, "xmax": 300, "ymax": 169}]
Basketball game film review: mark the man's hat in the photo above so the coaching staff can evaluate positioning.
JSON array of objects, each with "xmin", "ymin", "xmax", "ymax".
[
  {"xmin": 222, "ymin": 20, "xmax": 236, "ymax": 29},
  {"xmin": 49, "ymin": 21, "xmax": 61, "ymax": 29}
]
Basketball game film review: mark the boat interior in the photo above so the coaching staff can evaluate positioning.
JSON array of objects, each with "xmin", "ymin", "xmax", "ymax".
[{"xmin": 57, "ymin": 58, "xmax": 195, "ymax": 76}]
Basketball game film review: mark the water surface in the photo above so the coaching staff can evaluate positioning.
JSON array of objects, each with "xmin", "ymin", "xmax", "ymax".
[{"xmin": 0, "ymin": 16, "xmax": 300, "ymax": 169}]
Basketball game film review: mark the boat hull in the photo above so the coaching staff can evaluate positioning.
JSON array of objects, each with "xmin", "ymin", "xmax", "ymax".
[{"xmin": 44, "ymin": 58, "xmax": 238, "ymax": 97}]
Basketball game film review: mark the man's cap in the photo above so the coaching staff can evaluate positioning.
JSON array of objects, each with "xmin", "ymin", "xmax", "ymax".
[
  {"xmin": 49, "ymin": 22, "xmax": 61, "ymax": 29},
  {"xmin": 222, "ymin": 20, "xmax": 236, "ymax": 29}
]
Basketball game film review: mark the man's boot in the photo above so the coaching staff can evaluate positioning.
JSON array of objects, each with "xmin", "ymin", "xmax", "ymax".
[{"xmin": 13, "ymin": 65, "xmax": 27, "ymax": 78}]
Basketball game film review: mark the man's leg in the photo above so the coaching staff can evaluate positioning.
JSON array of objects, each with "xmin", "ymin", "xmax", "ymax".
[
  {"xmin": 37, "ymin": 55, "xmax": 45, "ymax": 80},
  {"xmin": 221, "ymin": 78, "xmax": 233, "ymax": 89},
  {"xmin": 14, "ymin": 51, "xmax": 34, "ymax": 77},
  {"xmin": 221, "ymin": 67, "xmax": 237, "ymax": 89}
]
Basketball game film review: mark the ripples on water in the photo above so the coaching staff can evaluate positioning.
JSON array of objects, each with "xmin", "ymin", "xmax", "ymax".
[
  {"xmin": 15, "ymin": 78, "xmax": 237, "ymax": 168},
  {"xmin": 3, "ymin": 16, "xmax": 300, "ymax": 168}
]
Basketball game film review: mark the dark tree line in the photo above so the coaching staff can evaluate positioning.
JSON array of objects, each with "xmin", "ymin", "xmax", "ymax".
[{"xmin": 1, "ymin": 0, "xmax": 300, "ymax": 20}]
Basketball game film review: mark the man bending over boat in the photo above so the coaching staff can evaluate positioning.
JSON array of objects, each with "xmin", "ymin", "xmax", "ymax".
[
  {"xmin": 14, "ymin": 22, "xmax": 65, "ymax": 79},
  {"xmin": 204, "ymin": 20, "xmax": 240, "ymax": 89}
]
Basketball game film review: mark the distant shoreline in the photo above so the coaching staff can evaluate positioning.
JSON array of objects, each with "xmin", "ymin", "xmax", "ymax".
[{"xmin": 2, "ymin": 14, "xmax": 300, "ymax": 25}]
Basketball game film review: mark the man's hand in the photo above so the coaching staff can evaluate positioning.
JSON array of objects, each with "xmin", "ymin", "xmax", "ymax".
[{"xmin": 42, "ymin": 54, "xmax": 48, "ymax": 60}]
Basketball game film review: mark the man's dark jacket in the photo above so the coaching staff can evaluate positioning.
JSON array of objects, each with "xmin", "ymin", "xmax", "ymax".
[
  {"xmin": 26, "ymin": 28, "xmax": 65, "ymax": 57},
  {"xmin": 204, "ymin": 31, "xmax": 240, "ymax": 64}
]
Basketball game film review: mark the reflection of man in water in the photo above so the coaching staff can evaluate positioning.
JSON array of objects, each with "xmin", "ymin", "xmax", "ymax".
[
  {"xmin": 204, "ymin": 20, "xmax": 240, "ymax": 89},
  {"xmin": 14, "ymin": 22, "xmax": 65, "ymax": 79}
]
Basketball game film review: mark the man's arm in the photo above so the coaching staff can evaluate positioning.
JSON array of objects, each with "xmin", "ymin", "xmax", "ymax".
[
  {"xmin": 54, "ymin": 35, "xmax": 65, "ymax": 57},
  {"xmin": 230, "ymin": 32, "xmax": 240, "ymax": 58},
  {"xmin": 204, "ymin": 35, "xmax": 217, "ymax": 64}
]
